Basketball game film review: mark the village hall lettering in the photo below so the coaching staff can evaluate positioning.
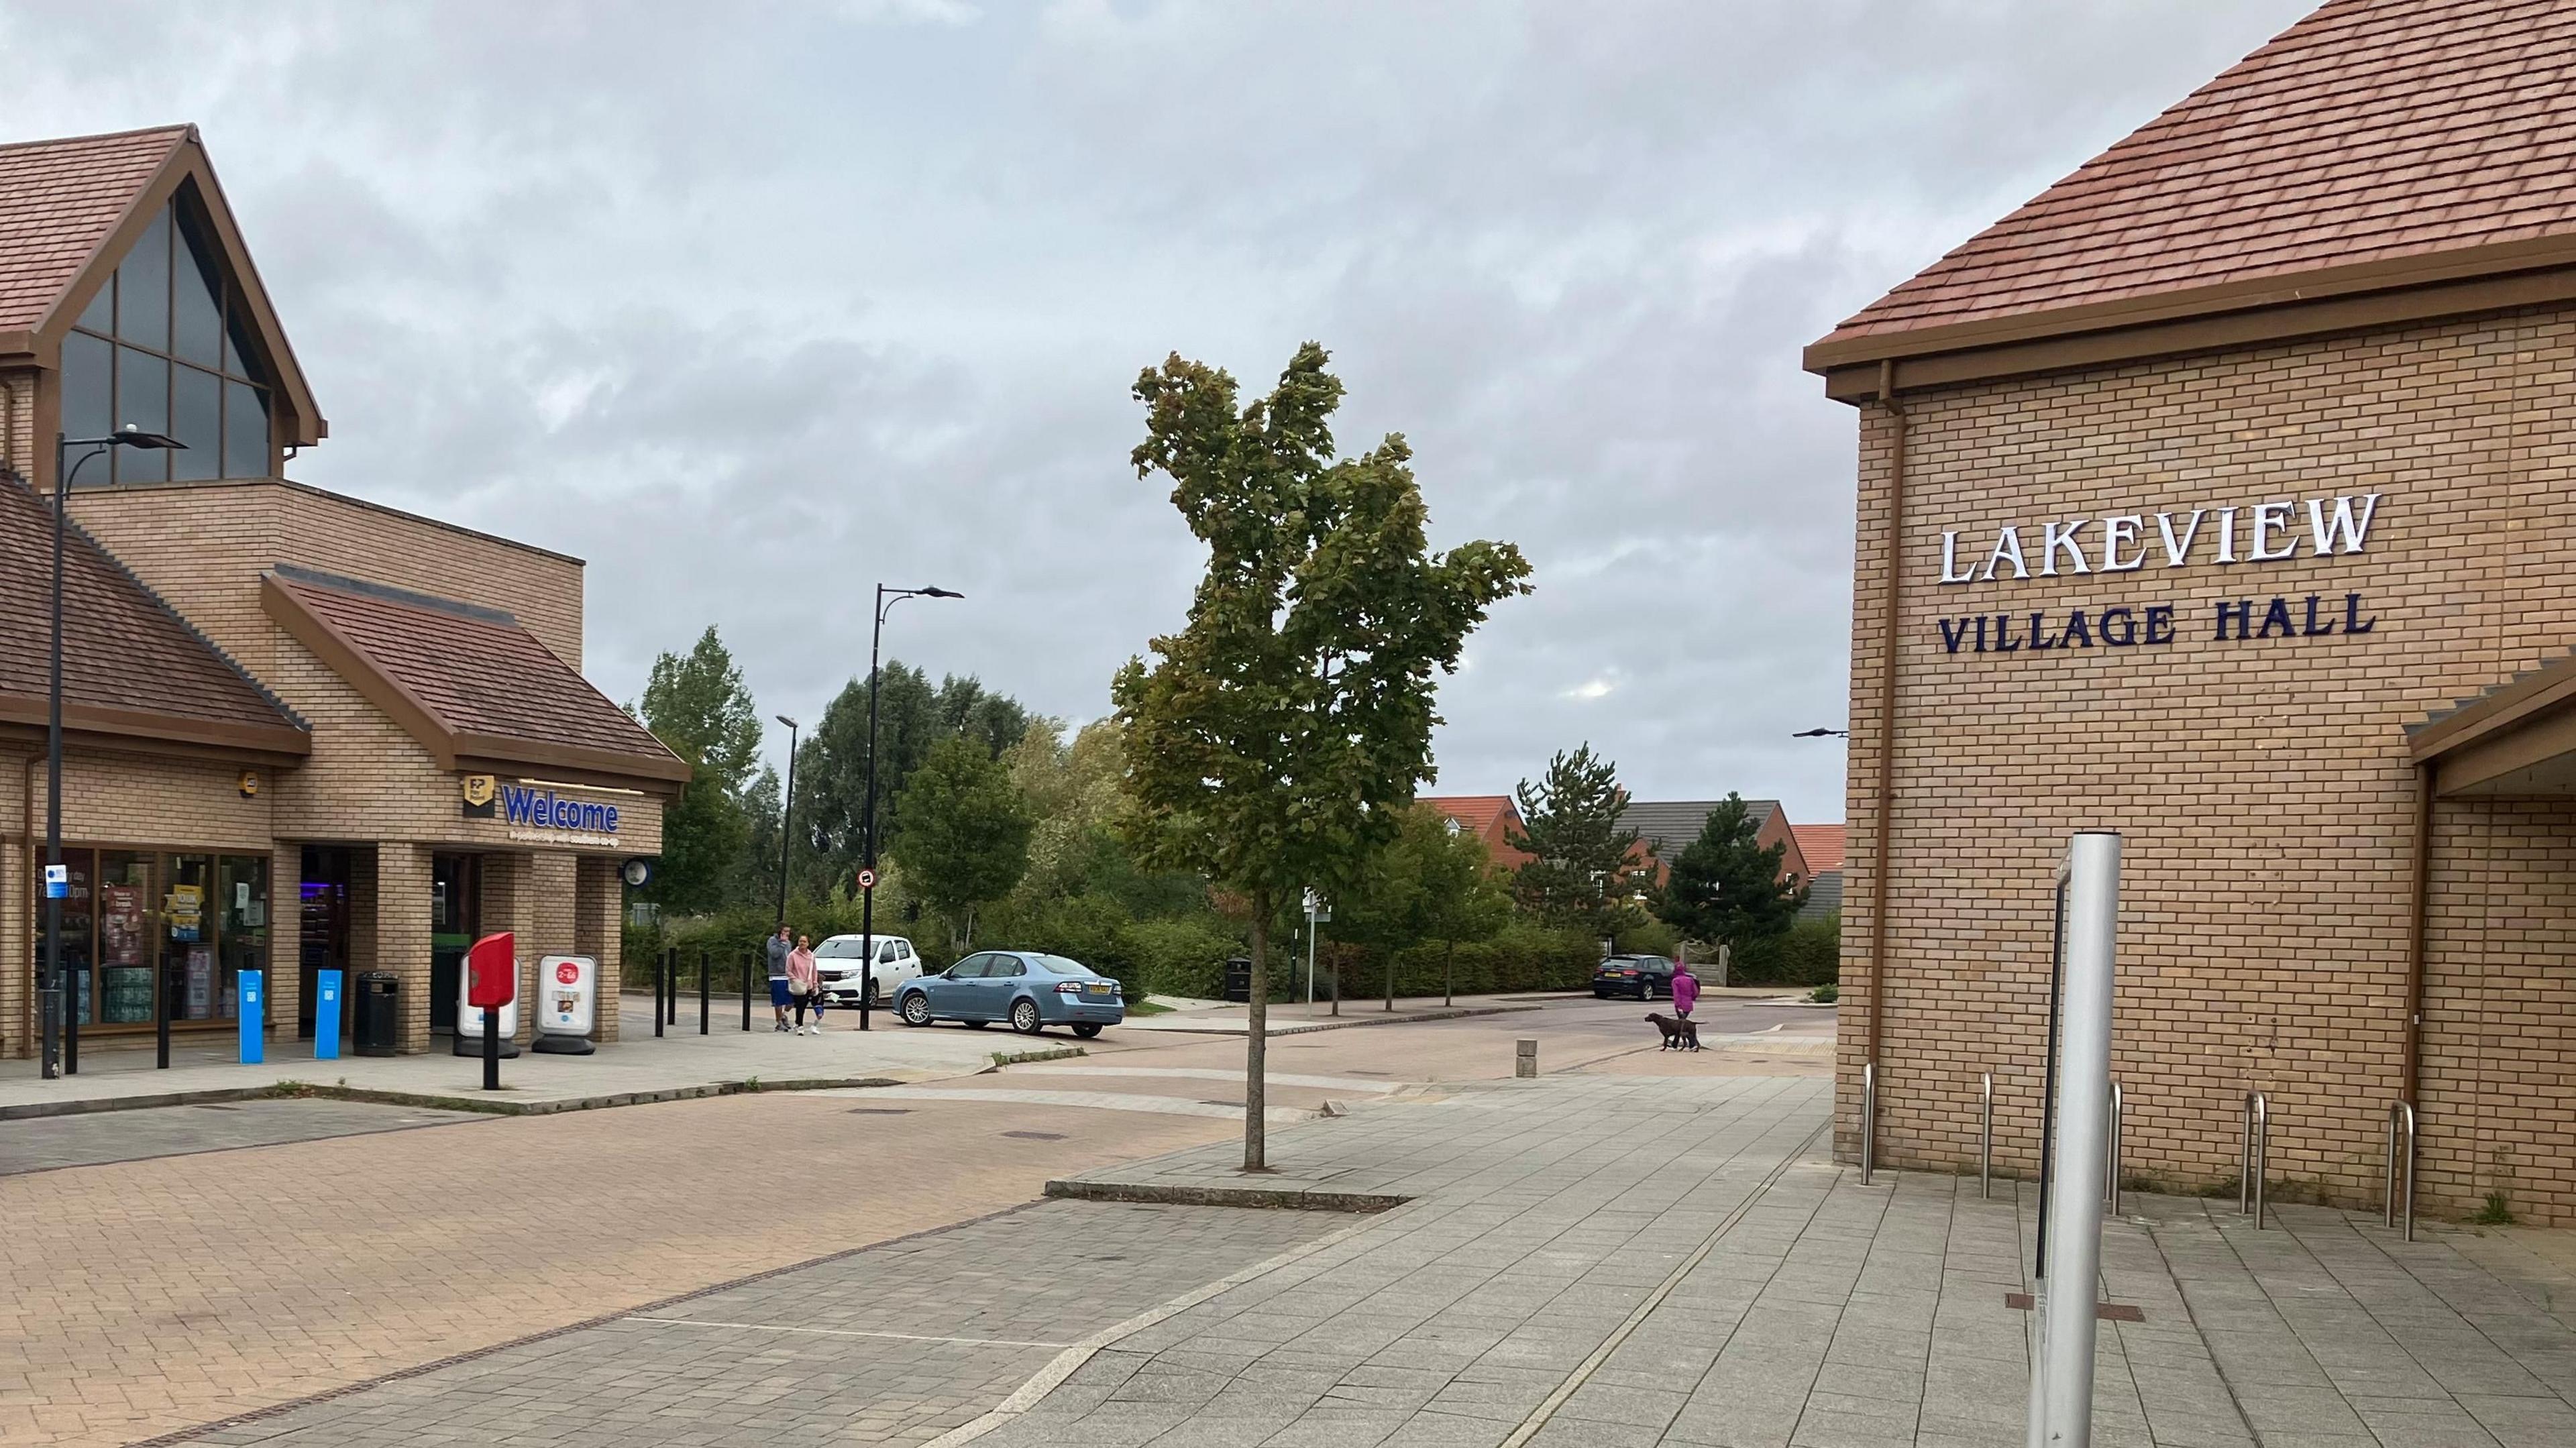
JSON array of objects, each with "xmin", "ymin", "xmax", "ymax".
[{"xmin": 1931, "ymin": 493, "xmax": 2382, "ymax": 655}]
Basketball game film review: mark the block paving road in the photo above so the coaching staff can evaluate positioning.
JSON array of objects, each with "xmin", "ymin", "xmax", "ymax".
[{"xmin": 176, "ymin": 1199, "xmax": 1352, "ymax": 1447}]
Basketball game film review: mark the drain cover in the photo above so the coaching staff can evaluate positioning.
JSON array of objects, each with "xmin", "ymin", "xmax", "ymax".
[
  {"xmin": 847, "ymin": 1107, "xmax": 912, "ymax": 1116},
  {"xmin": 1002, "ymin": 1129, "xmax": 1067, "ymax": 1141}
]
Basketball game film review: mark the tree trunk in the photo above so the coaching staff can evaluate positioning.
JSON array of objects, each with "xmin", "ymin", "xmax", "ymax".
[
  {"xmin": 1444, "ymin": 939, "xmax": 1454, "ymax": 1007},
  {"xmin": 1244, "ymin": 896, "xmax": 1269, "ymax": 1172}
]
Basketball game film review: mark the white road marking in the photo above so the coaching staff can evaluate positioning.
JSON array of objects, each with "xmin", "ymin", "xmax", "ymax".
[{"xmin": 998, "ymin": 1065, "xmax": 1400, "ymax": 1094}]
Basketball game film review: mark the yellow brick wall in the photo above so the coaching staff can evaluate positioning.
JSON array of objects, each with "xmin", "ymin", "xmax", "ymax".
[
  {"xmin": 1839, "ymin": 304, "xmax": 2576, "ymax": 1225},
  {"xmin": 67, "ymin": 478, "xmax": 584, "ymax": 668}
]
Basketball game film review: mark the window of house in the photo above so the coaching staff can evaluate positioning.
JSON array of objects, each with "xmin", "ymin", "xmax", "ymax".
[{"xmin": 60, "ymin": 186, "xmax": 275, "ymax": 486}]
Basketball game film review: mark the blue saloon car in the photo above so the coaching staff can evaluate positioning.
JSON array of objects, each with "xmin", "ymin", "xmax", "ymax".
[{"xmin": 896, "ymin": 950, "xmax": 1125, "ymax": 1038}]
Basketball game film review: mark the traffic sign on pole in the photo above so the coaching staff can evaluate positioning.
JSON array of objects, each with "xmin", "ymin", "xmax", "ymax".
[{"xmin": 856, "ymin": 867, "xmax": 877, "ymax": 891}]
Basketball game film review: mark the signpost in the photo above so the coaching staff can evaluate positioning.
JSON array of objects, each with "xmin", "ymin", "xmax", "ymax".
[
  {"xmin": 466, "ymin": 932, "xmax": 517, "ymax": 1092},
  {"xmin": 2026, "ymin": 832, "xmax": 2120, "ymax": 1448}
]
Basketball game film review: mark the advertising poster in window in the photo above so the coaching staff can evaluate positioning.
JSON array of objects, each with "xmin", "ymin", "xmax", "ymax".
[
  {"xmin": 167, "ymin": 883, "xmax": 204, "ymax": 943},
  {"xmin": 186, "ymin": 945, "xmax": 213, "ymax": 1018},
  {"xmin": 101, "ymin": 885, "xmax": 145, "ymax": 966}
]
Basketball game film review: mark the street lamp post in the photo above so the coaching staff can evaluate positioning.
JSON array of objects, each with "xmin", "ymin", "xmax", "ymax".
[
  {"xmin": 774, "ymin": 715, "xmax": 799, "ymax": 935},
  {"xmin": 1792, "ymin": 727, "xmax": 1849, "ymax": 738},
  {"xmin": 857, "ymin": 584, "xmax": 960, "ymax": 1032},
  {"xmin": 43, "ymin": 426, "xmax": 185, "ymax": 1080}
]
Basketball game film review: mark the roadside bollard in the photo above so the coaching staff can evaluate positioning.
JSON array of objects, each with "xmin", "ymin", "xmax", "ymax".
[{"xmin": 1515, "ymin": 1038, "xmax": 1538, "ymax": 1078}]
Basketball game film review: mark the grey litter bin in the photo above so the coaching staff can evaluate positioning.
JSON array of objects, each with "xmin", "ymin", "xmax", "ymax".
[{"xmin": 356, "ymin": 971, "xmax": 399, "ymax": 1056}]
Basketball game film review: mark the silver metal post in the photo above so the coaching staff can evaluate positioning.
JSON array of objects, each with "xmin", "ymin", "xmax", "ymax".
[
  {"xmin": 2031, "ymin": 830, "xmax": 2118, "ymax": 1448},
  {"xmin": 1980, "ymin": 1071, "xmax": 1994, "ymax": 1201},
  {"xmin": 2241, "ymin": 1091, "xmax": 2268, "ymax": 1229},
  {"xmin": 2104, "ymin": 1081, "xmax": 2123, "ymax": 1214},
  {"xmin": 1860, "ymin": 1062, "xmax": 1876, "ymax": 1185},
  {"xmin": 2385, "ymin": 1101, "xmax": 2416, "ymax": 1241}
]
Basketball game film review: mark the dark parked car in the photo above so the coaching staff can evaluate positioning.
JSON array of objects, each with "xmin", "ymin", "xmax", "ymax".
[
  {"xmin": 895, "ymin": 950, "xmax": 1125, "ymax": 1038},
  {"xmin": 1592, "ymin": 954, "xmax": 1675, "ymax": 1001}
]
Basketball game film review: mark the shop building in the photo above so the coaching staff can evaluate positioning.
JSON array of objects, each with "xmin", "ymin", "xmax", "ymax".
[
  {"xmin": 1806, "ymin": 0, "xmax": 2576, "ymax": 1223},
  {"xmin": 0, "ymin": 123, "xmax": 685, "ymax": 1059}
]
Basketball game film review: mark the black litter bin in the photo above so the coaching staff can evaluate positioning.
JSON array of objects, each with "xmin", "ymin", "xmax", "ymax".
[
  {"xmin": 1221, "ymin": 956, "xmax": 1252, "ymax": 1003},
  {"xmin": 356, "ymin": 971, "xmax": 399, "ymax": 1056}
]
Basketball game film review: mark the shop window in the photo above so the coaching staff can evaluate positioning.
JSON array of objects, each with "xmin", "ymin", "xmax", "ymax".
[
  {"xmin": 25, "ymin": 847, "xmax": 272, "ymax": 1032},
  {"xmin": 58, "ymin": 185, "xmax": 277, "ymax": 484},
  {"xmin": 97, "ymin": 850, "xmax": 154, "ymax": 1025},
  {"xmin": 218, "ymin": 854, "xmax": 270, "ymax": 1022}
]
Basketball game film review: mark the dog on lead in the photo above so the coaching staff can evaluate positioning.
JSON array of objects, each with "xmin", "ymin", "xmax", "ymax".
[{"xmin": 1646, "ymin": 1012, "xmax": 1701, "ymax": 1052}]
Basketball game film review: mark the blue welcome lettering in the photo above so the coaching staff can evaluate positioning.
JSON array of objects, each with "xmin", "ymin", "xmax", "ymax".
[{"xmin": 502, "ymin": 785, "xmax": 538, "ymax": 824}]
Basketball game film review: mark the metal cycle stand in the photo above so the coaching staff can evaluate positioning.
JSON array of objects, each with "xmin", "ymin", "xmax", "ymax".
[
  {"xmin": 2241, "ymin": 1091, "xmax": 2269, "ymax": 1229},
  {"xmin": 1980, "ymin": 1072, "xmax": 1995, "ymax": 1201},
  {"xmin": 1859, "ymin": 1062, "xmax": 1877, "ymax": 1185},
  {"xmin": 2104, "ymin": 1081, "xmax": 2124, "ymax": 1215},
  {"xmin": 2385, "ymin": 1101, "xmax": 2416, "ymax": 1243}
]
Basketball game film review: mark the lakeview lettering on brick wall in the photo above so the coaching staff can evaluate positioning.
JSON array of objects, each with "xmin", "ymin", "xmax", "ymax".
[{"xmin": 1936, "ymin": 494, "xmax": 2381, "ymax": 584}]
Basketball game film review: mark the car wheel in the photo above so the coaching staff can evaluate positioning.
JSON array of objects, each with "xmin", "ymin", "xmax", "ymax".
[
  {"xmin": 899, "ymin": 993, "xmax": 931, "ymax": 1027},
  {"xmin": 1071, "ymin": 1023, "xmax": 1102, "ymax": 1039},
  {"xmin": 863, "ymin": 980, "xmax": 879, "ymax": 1010},
  {"xmin": 1011, "ymin": 999, "xmax": 1042, "ymax": 1035}
]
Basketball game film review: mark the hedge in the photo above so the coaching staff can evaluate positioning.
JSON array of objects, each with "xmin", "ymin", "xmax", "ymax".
[{"xmin": 1725, "ymin": 914, "xmax": 1840, "ymax": 987}]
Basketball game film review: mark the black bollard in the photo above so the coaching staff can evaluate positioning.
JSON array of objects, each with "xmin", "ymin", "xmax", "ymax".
[
  {"xmin": 653, "ymin": 949, "xmax": 665, "ymax": 1038},
  {"xmin": 698, "ymin": 948, "xmax": 709, "ymax": 1034},
  {"xmin": 665, "ymin": 946, "xmax": 679, "ymax": 1025},
  {"xmin": 741, "ymin": 951, "xmax": 752, "ymax": 1031}
]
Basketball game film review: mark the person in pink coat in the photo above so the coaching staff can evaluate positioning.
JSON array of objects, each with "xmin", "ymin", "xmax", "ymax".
[{"xmin": 1670, "ymin": 960, "xmax": 1701, "ymax": 1019}]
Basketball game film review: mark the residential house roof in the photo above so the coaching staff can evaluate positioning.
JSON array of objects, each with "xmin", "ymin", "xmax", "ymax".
[
  {"xmin": 1806, "ymin": 0, "xmax": 2576, "ymax": 389},
  {"xmin": 1792, "ymin": 824, "xmax": 1847, "ymax": 874},
  {"xmin": 261, "ymin": 565, "xmax": 688, "ymax": 788},
  {"xmin": 0, "ymin": 471, "xmax": 307, "ymax": 755},
  {"xmin": 1619, "ymin": 799, "xmax": 1780, "ymax": 860},
  {"xmin": 1422, "ymin": 794, "xmax": 1534, "ymax": 869}
]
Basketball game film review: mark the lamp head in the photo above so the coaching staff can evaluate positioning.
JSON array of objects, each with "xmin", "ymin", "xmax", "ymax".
[
  {"xmin": 920, "ymin": 587, "xmax": 963, "ymax": 599},
  {"xmin": 775, "ymin": 714, "xmax": 798, "ymax": 730},
  {"xmin": 111, "ymin": 425, "xmax": 184, "ymax": 450}
]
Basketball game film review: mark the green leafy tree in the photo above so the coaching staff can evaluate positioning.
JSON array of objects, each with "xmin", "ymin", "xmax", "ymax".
[
  {"xmin": 1339, "ymin": 804, "xmax": 1513, "ymax": 1007},
  {"xmin": 792, "ymin": 663, "xmax": 1033, "ymax": 897},
  {"xmin": 1507, "ymin": 744, "xmax": 1644, "ymax": 936},
  {"xmin": 894, "ymin": 735, "xmax": 1035, "ymax": 950},
  {"xmin": 1654, "ymin": 793, "xmax": 1806, "ymax": 952},
  {"xmin": 635, "ymin": 626, "xmax": 763, "ymax": 915},
  {"xmin": 1113, "ymin": 342, "xmax": 1530, "ymax": 1168}
]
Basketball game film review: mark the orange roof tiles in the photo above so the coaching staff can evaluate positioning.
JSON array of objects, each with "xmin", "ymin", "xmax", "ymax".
[
  {"xmin": 1424, "ymin": 795, "xmax": 1515, "ymax": 837},
  {"xmin": 270, "ymin": 569, "xmax": 681, "ymax": 770},
  {"xmin": 1819, "ymin": 0, "xmax": 2576, "ymax": 349},
  {"xmin": 1792, "ymin": 824, "xmax": 1846, "ymax": 874},
  {"xmin": 0, "ymin": 125, "xmax": 186, "ymax": 333},
  {"xmin": 0, "ymin": 472, "xmax": 304, "ymax": 740}
]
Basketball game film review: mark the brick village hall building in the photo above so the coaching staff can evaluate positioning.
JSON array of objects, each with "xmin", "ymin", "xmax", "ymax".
[
  {"xmin": 1, "ymin": 124, "xmax": 687, "ymax": 1060},
  {"xmin": 1809, "ymin": 0, "xmax": 2576, "ymax": 1224}
]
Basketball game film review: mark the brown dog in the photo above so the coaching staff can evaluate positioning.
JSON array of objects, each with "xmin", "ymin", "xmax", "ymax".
[{"xmin": 1647, "ymin": 1011, "xmax": 1701, "ymax": 1051}]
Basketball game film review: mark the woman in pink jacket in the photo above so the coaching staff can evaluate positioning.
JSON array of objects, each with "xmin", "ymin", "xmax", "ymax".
[{"xmin": 1670, "ymin": 960, "xmax": 1701, "ymax": 1019}]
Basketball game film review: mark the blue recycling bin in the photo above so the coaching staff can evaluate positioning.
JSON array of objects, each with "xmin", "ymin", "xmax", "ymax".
[{"xmin": 238, "ymin": 970, "xmax": 264, "ymax": 1064}]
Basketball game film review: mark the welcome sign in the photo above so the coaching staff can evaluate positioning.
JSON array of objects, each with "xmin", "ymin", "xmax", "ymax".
[
  {"xmin": 500, "ymin": 784, "xmax": 621, "ymax": 843},
  {"xmin": 1929, "ymin": 492, "xmax": 2384, "ymax": 655}
]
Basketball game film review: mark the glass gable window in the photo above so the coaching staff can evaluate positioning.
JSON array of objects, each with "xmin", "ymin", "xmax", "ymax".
[{"xmin": 60, "ymin": 187, "xmax": 276, "ymax": 486}]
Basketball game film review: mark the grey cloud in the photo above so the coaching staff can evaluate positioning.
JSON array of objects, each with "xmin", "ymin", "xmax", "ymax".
[{"xmin": 0, "ymin": 0, "xmax": 2317, "ymax": 824}]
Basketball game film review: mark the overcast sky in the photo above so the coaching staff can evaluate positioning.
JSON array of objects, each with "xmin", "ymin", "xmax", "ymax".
[{"xmin": 4, "ymin": 0, "xmax": 2314, "ymax": 824}]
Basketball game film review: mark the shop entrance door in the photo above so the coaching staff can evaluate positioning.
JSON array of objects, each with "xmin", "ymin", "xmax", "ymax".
[
  {"xmin": 299, "ymin": 846, "xmax": 353, "ymax": 1040},
  {"xmin": 429, "ymin": 853, "xmax": 482, "ymax": 1036}
]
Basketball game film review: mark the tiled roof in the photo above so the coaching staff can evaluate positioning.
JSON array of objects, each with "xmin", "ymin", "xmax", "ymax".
[
  {"xmin": 1797, "ymin": 870, "xmax": 1844, "ymax": 923},
  {"xmin": 1791, "ymin": 824, "xmax": 1847, "ymax": 874},
  {"xmin": 0, "ymin": 125, "xmax": 186, "ymax": 333},
  {"xmin": 0, "ymin": 472, "xmax": 305, "ymax": 742},
  {"xmin": 1619, "ymin": 799, "xmax": 1779, "ymax": 860},
  {"xmin": 268, "ymin": 567, "xmax": 684, "ymax": 775},
  {"xmin": 1424, "ymin": 795, "xmax": 1515, "ymax": 837},
  {"xmin": 1818, "ymin": 0, "xmax": 2576, "ymax": 349}
]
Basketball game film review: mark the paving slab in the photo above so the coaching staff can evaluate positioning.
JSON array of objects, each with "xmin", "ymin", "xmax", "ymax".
[{"xmin": 0, "ymin": 1096, "xmax": 480, "ymax": 1175}]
